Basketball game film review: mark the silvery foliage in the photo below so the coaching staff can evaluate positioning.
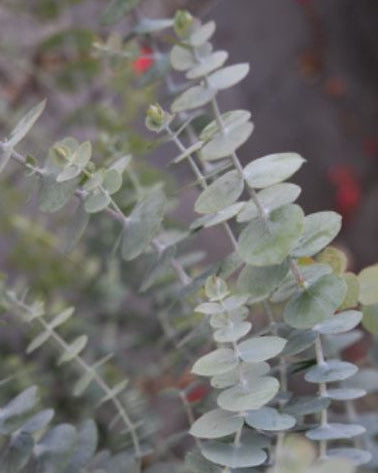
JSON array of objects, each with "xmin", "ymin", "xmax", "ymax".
[
  {"xmin": 145, "ymin": 10, "xmax": 375, "ymax": 472},
  {"xmin": 0, "ymin": 5, "xmax": 377, "ymax": 473},
  {"xmin": 0, "ymin": 385, "xmax": 139, "ymax": 473}
]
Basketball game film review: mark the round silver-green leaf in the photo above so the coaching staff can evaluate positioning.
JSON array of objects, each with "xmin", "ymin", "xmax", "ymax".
[
  {"xmin": 283, "ymin": 274, "xmax": 346, "ymax": 329},
  {"xmin": 313, "ymin": 310, "xmax": 362, "ymax": 334},
  {"xmin": 186, "ymin": 51, "xmax": 228, "ymax": 79},
  {"xmin": 217, "ymin": 376, "xmax": 279, "ymax": 411},
  {"xmin": 237, "ymin": 183, "xmax": 301, "ymax": 222},
  {"xmin": 211, "ymin": 362, "xmax": 270, "ymax": 389},
  {"xmin": 243, "ymin": 153, "xmax": 305, "ymax": 189},
  {"xmin": 326, "ymin": 448, "xmax": 372, "ymax": 466},
  {"xmin": 207, "ymin": 63, "xmax": 250, "ymax": 90},
  {"xmin": 292, "ymin": 211, "xmax": 342, "ymax": 257},
  {"xmin": 171, "ymin": 85, "xmax": 216, "ymax": 113},
  {"xmin": 192, "ymin": 349, "xmax": 238, "ymax": 377},
  {"xmin": 190, "ymin": 409, "xmax": 243, "ymax": 439},
  {"xmin": 237, "ymin": 261, "xmax": 289, "ymax": 302},
  {"xmin": 245, "ymin": 407, "xmax": 296, "ymax": 431},
  {"xmin": 195, "ymin": 170, "xmax": 244, "ymax": 214},
  {"xmin": 200, "ymin": 439, "xmax": 267, "ymax": 468},
  {"xmin": 305, "ymin": 360, "xmax": 358, "ymax": 384},
  {"xmin": 238, "ymin": 336, "xmax": 287, "ymax": 363},
  {"xmin": 238, "ymin": 204, "xmax": 304, "ymax": 266},
  {"xmin": 306, "ymin": 423, "xmax": 365, "ymax": 441},
  {"xmin": 201, "ymin": 122, "xmax": 254, "ymax": 161}
]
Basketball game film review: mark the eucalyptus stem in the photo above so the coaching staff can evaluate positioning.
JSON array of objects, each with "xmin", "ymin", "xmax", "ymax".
[
  {"xmin": 9, "ymin": 294, "xmax": 142, "ymax": 463},
  {"xmin": 5, "ymin": 143, "xmax": 193, "ymax": 288},
  {"xmin": 315, "ymin": 334, "xmax": 328, "ymax": 460},
  {"xmin": 179, "ymin": 390, "xmax": 201, "ymax": 449},
  {"xmin": 165, "ymin": 124, "xmax": 238, "ymax": 251}
]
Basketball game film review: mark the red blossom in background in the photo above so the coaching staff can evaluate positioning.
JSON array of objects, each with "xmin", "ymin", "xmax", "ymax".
[
  {"xmin": 131, "ymin": 45, "xmax": 154, "ymax": 75},
  {"xmin": 185, "ymin": 383, "xmax": 210, "ymax": 403},
  {"xmin": 327, "ymin": 165, "xmax": 361, "ymax": 222}
]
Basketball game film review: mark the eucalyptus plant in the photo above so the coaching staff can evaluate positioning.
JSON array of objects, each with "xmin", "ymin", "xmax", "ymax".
[{"xmin": 0, "ymin": 4, "xmax": 377, "ymax": 473}]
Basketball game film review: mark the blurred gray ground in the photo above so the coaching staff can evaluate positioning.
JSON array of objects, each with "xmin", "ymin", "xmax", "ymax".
[{"xmin": 1, "ymin": 0, "xmax": 377, "ymax": 267}]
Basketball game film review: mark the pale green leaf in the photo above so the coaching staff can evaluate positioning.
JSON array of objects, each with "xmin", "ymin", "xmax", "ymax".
[
  {"xmin": 21, "ymin": 409, "xmax": 54, "ymax": 433},
  {"xmin": 201, "ymin": 122, "xmax": 253, "ymax": 161},
  {"xmin": 190, "ymin": 409, "xmax": 243, "ymax": 439},
  {"xmin": 84, "ymin": 190, "xmax": 111, "ymax": 213},
  {"xmin": 326, "ymin": 448, "xmax": 372, "ymax": 466},
  {"xmin": 170, "ymin": 45, "xmax": 196, "ymax": 71},
  {"xmin": 362, "ymin": 303, "xmax": 378, "ymax": 336},
  {"xmin": 186, "ymin": 51, "xmax": 228, "ymax": 80},
  {"xmin": 64, "ymin": 419, "xmax": 98, "ymax": 472},
  {"xmin": 283, "ymin": 274, "xmax": 346, "ymax": 329},
  {"xmin": 358, "ymin": 265, "xmax": 378, "ymax": 305},
  {"xmin": 134, "ymin": 18, "xmax": 173, "ymax": 34},
  {"xmin": 140, "ymin": 245, "xmax": 176, "ymax": 292},
  {"xmin": 200, "ymin": 110, "xmax": 251, "ymax": 142},
  {"xmin": 103, "ymin": 169, "xmax": 122, "ymax": 194},
  {"xmin": 73, "ymin": 372, "xmax": 95, "ymax": 397},
  {"xmin": 195, "ymin": 170, "xmax": 244, "ymax": 214},
  {"xmin": 339, "ymin": 272, "xmax": 359, "ymax": 310},
  {"xmin": 27, "ymin": 331, "xmax": 51, "ymax": 354},
  {"xmin": 173, "ymin": 141, "xmax": 203, "ymax": 163},
  {"xmin": 325, "ymin": 388, "xmax": 366, "ymax": 400},
  {"xmin": 58, "ymin": 335, "xmax": 88, "ymax": 365},
  {"xmin": 57, "ymin": 165, "xmax": 81, "ymax": 183},
  {"xmin": 243, "ymin": 152, "xmax": 305, "ymax": 189},
  {"xmin": 237, "ymin": 183, "xmax": 301, "ymax": 222},
  {"xmin": 292, "ymin": 211, "xmax": 342, "ymax": 257},
  {"xmin": 271, "ymin": 263, "xmax": 332, "ymax": 303},
  {"xmin": 7, "ymin": 99, "xmax": 46, "ymax": 148},
  {"xmin": 282, "ymin": 329, "xmax": 317, "ymax": 356},
  {"xmin": 283, "ymin": 396, "xmax": 330, "ymax": 416},
  {"xmin": 207, "ymin": 63, "xmax": 249, "ymax": 90},
  {"xmin": 245, "ymin": 407, "xmax": 296, "ymax": 431},
  {"xmin": 171, "ymin": 85, "xmax": 216, "ymax": 113},
  {"xmin": 200, "ymin": 436, "xmax": 267, "ymax": 468},
  {"xmin": 205, "ymin": 276, "xmax": 229, "ymax": 301},
  {"xmin": 63, "ymin": 203, "xmax": 90, "ymax": 253},
  {"xmin": 195, "ymin": 302, "xmax": 223, "ymax": 314},
  {"xmin": 211, "ymin": 362, "xmax": 270, "ymax": 389},
  {"xmin": 192, "ymin": 349, "xmax": 237, "ymax": 377},
  {"xmin": 38, "ymin": 173, "xmax": 79, "ymax": 213},
  {"xmin": 202, "ymin": 202, "xmax": 245, "ymax": 228},
  {"xmin": 313, "ymin": 310, "xmax": 362, "ymax": 334},
  {"xmin": 306, "ymin": 423, "xmax": 365, "ymax": 441},
  {"xmin": 316, "ymin": 246, "xmax": 348, "ymax": 275},
  {"xmin": 121, "ymin": 187, "xmax": 166, "ymax": 261},
  {"xmin": 97, "ymin": 380, "xmax": 128, "ymax": 406},
  {"xmin": 238, "ymin": 336, "xmax": 287, "ymax": 363},
  {"xmin": 214, "ymin": 321, "xmax": 252, "ymax": 343},
  {"xmin": 305, "ymin": 360, "xmax": 358, "ymax": 383},
  {"xmin": 189, "ymin": 21, "xmax": 216, "ymax": 47},
  {"xmin": 0, "ymin": 386, "xmax": 38, "ymax": 425},
  {"xmin": 217, "ymin": 376, "xmax": 279, "ymax": 411},
  {"xmin": 35, "ymin": 424, "xmax": 77, "ymax": 467},
  {"xmin": 49, "ymin": 307, "xmax": 75, "ymax": 329},
  {"xmin": 238, "ymin": 204, "xmax": 304, "ymax": 266},
  {"xmin": 237, "ymin": 261, "xmax": 289, "ymax": 302}
]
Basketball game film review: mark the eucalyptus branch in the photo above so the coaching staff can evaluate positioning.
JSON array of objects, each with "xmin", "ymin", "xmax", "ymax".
[{"xmin": 5, "ymin": 291, "xmax": 142, "ymax": 463}]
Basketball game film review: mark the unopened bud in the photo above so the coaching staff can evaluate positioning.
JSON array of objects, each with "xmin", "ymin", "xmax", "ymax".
[
  {"xmin": 173, "ymin": 10, "xmax": 194, "ymax": 38},
  {"xmin": 145, "ymin": 104, "xmax": 172, "ymax": 132}
]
